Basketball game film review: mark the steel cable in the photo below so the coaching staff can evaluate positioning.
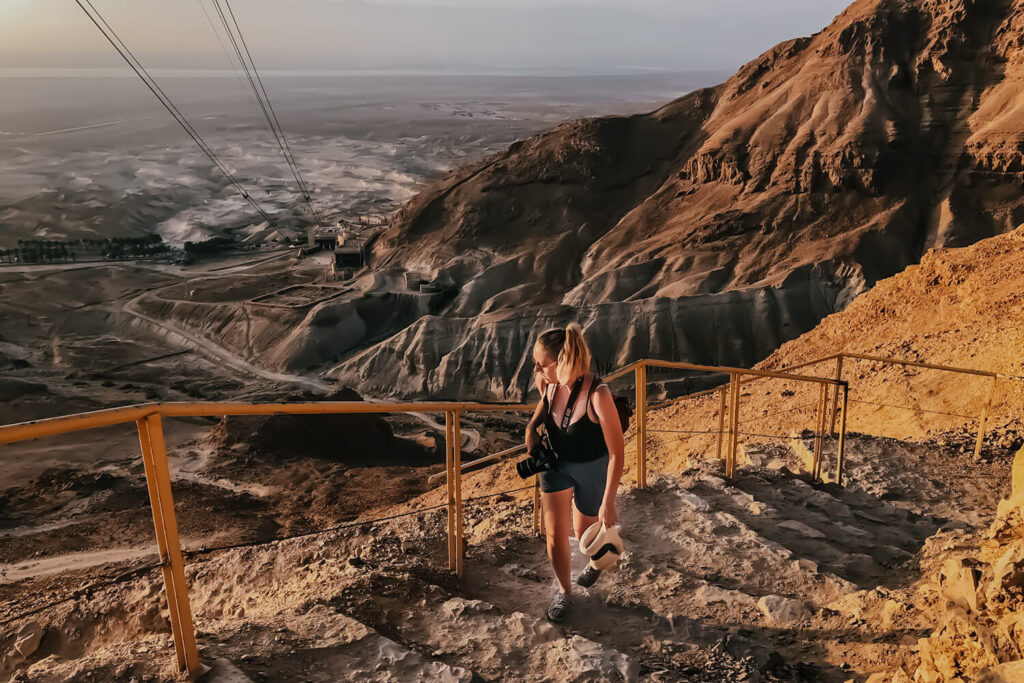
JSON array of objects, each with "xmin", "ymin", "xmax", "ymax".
[{"xmin": 74, "ymin": 0, "xmax": 292, "ymax": 241}]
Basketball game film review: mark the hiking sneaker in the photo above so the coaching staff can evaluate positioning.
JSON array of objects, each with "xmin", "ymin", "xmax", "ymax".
[
  {"xmin": 546, "ymin": 591, "xmax": 571, "ymax": 622},
  {"xmin": 576, "ymin": 565, "xmax": 602, "ymax": 588}
]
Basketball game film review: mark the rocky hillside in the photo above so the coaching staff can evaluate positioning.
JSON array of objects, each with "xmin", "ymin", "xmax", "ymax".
[
  {"xmin": 896, "ymin": 448, "xmax": 1024, "ymax": 681},
  {"xmin": 340, "ymin": 0, "xmax": 1024, "ymax": 400},
  {"xmin": 758, "ymin": 222, "xmax": 1024, "ymax": 437},
  {"xmin": 633, "ymin": 224, "xmax": 1024, "ymax": 489}
]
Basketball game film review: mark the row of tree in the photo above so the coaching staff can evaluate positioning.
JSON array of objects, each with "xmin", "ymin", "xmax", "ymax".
[
  {"xmin": 3, "ymin": 236, "xmax": 171, "ymax": 263},
  {"xmin": 183, "ymin": 236, "xmax": 234, "ymax": 254}
]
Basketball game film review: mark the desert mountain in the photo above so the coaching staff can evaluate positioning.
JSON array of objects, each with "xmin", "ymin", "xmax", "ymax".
[{"xmin": 336, "ymin": 0, "xmax": 1024, "ymax": 400}]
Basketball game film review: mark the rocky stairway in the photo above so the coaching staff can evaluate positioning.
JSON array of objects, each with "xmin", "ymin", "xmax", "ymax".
[
  {"xmin": 450, "ymin": 462, "xmax": 951, "ymax": 681},
  {"xmin": 8, "ymin": 437, "xmax": 1009, "ymax": 682}
]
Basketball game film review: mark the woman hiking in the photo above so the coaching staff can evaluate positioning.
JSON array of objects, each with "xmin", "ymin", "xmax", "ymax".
[{"xmin": 525, "ymin": 323, "xmax": 625, "ymax": 622}]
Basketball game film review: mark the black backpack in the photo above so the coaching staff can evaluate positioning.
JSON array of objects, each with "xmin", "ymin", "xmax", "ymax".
[{"xmin": 590, "ymin": 374, "xmax": 633, "ymax": 433}]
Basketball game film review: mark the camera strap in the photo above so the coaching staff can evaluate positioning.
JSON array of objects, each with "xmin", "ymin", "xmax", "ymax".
[{"xmin": 560, "ymin": 376, "xmax": 586, "ymax": 431}]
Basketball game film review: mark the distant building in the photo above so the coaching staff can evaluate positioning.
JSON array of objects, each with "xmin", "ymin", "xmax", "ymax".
[
  {"xmin": 334, "ymin": 241, "xmax": 366, "ymax": 268},
  {"xmin": 299, "ymin": 223, "xmax": 375, "ymax": 280},
  {"xmin": 327, "ymin": 236, "xmax": 366, "ymax": 280},
  {"xmin": 298, "ymin": 226, "xmax": 348, "ymax": 257},
  {"xmin": 405, "ymin": 272, "xmax": 423, "ymax": 290},
  {"xmin": 314, "ymin": 235, "xmax": 336, "ymax": 251}
]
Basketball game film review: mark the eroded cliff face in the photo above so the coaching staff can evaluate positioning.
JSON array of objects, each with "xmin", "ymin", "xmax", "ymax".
[
  {"xmin": 339, "ymin": 0, "xmax": 1024, "ymax": 399},
  {"xmin": 328, "ymin": 272, "xmax": 840, "ymax": 400}
]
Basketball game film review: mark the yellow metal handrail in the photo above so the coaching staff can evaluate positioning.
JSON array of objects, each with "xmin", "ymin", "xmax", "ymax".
[
  {"xmin": 630, "ymin": 350, "xmax": 1023, "ymax": 462},
  {"xmin": 422, "ymin": 359, "xmax": 847, "ymax": 485},
  {"xmin": 0, "ymin": 399, "xmax": 533, "ymax": 679},
  {"xmin": 3, "ymin": 349, "xmax": 1014, "ymax": 679},
  {"xmin": 839, "ymin": 351, "xmax": 1023, "ymax": 380},
  {"xmin": 643, "ymin": 354, "xmax": 840, "ymax": 411},
  {"xmin": 825, "ymin": 352, "xmax": 1023, "ymax": 459},
  {"xmin": 0, "ymin": 400, "xmax": 535, "ymax": 446}
]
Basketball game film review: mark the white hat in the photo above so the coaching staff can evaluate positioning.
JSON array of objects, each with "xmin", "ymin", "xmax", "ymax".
[{"xmin": 579, "ymin": 522, "xmax": 624, "ymax": 571}]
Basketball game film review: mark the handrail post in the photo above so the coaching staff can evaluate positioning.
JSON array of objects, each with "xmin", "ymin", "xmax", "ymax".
[
  {"xmin": 716, "ymin": 385, "xmax": 728, "ymax": 466},
  {"xmin": 532, "ymin": 475, "xmax": 542, "ymax": 535},
  {"xmin": 727, "ymin": 373, "xmax": 740, "ymax": 478},
  {"xmin": 635, "ymin": 362, "xmax": 648, "ymax": 489},
  {"xmin": 136, "ymin": 415, "xmax": 201, "ymax": 679},
  {"xmin": 812, "ymin": 383, "xmax": 828, "ymax": 481},
  {"xmin": 445, "ymin": 411, "xmax": 456, "ymax": 573},
  {"xmin": 973, "ymin": 377, "xmax": 998, "ymax": 461},
  {"xmin": 452, "ymin": 409, "xmax": 464, "ymax": 580},
  {"xmin": 835, "ymin": 385, "xmax": 849, "ymax": 485},
  {"xmin": 829, "ymin": 354, "xmax": 844, "ymax": 436}
]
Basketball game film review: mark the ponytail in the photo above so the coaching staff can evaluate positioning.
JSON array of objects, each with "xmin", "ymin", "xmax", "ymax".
[
  {"xmin": 557, "ymin": 323, "xmax": 591, "ymax": 384},
  {"xmin": 536, "ymin": 323, "xmax": 592, "ymax": 385}
]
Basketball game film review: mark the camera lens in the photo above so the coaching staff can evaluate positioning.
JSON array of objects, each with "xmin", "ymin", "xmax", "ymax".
[{"xmin": 516, "ymin": 457, "xmax": 538, "ymax": 479}]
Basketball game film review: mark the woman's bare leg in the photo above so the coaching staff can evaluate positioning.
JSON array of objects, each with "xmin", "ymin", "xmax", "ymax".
[
  {"xmin": 542, "ymin": 488, "xmax": 575, "ymax": 593},
  {"xmin": 573, "ymin": 503, "xmax": 599, "ymax": 544}
]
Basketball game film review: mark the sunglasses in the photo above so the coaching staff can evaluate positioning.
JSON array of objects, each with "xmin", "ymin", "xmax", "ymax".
[{"xmin": 533, "ymin": 358, "xmax": 556, "ymax": 371}]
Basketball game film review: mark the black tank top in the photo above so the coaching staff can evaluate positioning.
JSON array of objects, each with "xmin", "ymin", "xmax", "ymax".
[{"xmin": 542, "ymin": 375, "xmax": 608, "ymax": 463}]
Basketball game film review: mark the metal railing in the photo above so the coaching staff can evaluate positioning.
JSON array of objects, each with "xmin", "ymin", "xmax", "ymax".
[
  {"xmin": 833, "ymin": 352, "xmax": 1016, "ymax": 459},
  {"xmin": 428, "ymin": 359, "xmax": 848, "ymax": 487},
  {"xmin": 0, "ymin": 399, "xmax": 530, "ymax": 679},
  {"xmin": 645, "ymin": 351, "xmax": 1023, "ymax": 463},
  {"xmin": 773, "ymin": 352, "xmax": 1020, "ymax": 459},
  {"xmin": 635, "ymin": 360, "xmax": 848, "ymax": 482},
  {"xmin": 2, "ymin": 351, "xmax": 1018, "ymax": 678}
]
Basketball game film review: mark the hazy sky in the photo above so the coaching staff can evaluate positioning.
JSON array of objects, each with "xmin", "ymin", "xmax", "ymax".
[{"xmin": 1, "ymin": 0, "xmax": 852, "ymax": 73}]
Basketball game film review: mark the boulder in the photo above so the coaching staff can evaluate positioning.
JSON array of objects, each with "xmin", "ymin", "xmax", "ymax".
[
  {"xmin": 979, "ymin": 659, "xmax": 1024, "ymax": 683},
  {"xmin": 13, "ymin": 622, "xmax": 43, "ymax": 659},
  {"xmin": 940, "ymin": 557, "xmax": 981, "ymax": 612},
  {"xmin": 757, "ymin": 595, "xmax": 810, "ymax": 626}
]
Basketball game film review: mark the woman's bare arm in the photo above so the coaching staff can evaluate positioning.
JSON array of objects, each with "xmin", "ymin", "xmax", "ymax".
[
  {"xmin": 525, "ymin": 372, "xmax": 549, "ymax": 452},
  {"xmin": 592, "ymin": 384, "xmax": 625, "ymax": 526}
]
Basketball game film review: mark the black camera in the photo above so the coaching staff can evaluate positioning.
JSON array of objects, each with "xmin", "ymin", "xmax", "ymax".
[{"xmin": 516, "ymin": 433, "xmax": 557, "ymax": 479}]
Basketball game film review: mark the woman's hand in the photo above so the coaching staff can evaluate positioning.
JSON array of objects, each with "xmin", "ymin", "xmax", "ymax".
[
  {"xmin": 533, "ymin": 370, "xmax": 548, "ymax": 395},
  {"xmin": 599, "ymin": 500, "xmax": 617, "ymax": 528},
  {"xmin": 525, "ymin": 427, "xmax": 540, "ymax": 454}
]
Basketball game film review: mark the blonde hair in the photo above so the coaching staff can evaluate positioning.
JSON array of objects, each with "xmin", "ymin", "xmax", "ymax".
[{"xmin": 536, "ymin": 323, "xmax": 591, "ymax": 385}]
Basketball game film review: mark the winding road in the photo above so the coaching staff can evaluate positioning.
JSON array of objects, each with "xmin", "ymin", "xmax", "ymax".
[{"xmin": 118, "ymin": 270, "xmax": 482, "ymax": 453}]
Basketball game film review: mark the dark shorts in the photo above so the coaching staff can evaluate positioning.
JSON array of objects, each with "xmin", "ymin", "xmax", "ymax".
[{"xmin": 539, "ymin": 454, "xmax": 609, "ymax": 517}]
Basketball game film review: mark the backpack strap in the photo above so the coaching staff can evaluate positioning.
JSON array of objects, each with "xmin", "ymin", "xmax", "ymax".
[
  {"xmin": 561, "ymin": 376, "xmax": 585, "ymax": 430},
  {"xmin": 542, "ymin": 377, "xmax": 588, "ymax": 429},
  {"xmin": 540, "ymin": 381, "xmax": 558, "ymax": 419},
  {"xmin": 586, "ymin": 374, "xmax": 602, "ymax": 411}
]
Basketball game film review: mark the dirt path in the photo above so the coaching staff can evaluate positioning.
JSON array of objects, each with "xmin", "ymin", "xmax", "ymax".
[
  {"xmin": 121, "ymin": 291, "xmax": 332, "ymax": 394},
  {"xmin": 454, "ymin": 469, "xmax": 932, "ymax": 680},
  {"xmin": 0, "ymin": 547, "xmax": 157, "ymax": 584},
  {"xmin": 117, "ymin": 288, "xmax": 483, "ymax": 452}
]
